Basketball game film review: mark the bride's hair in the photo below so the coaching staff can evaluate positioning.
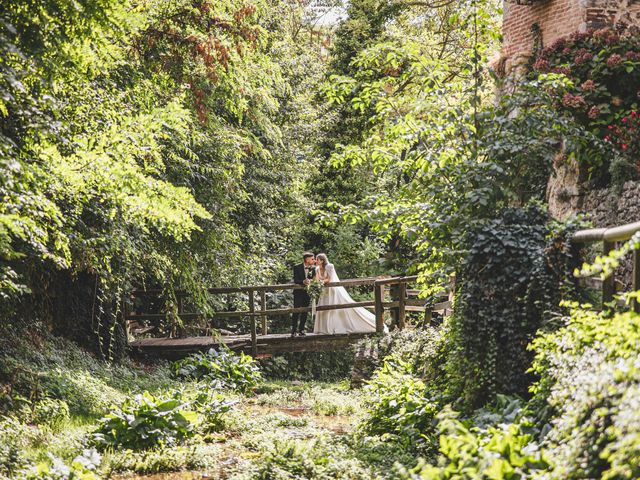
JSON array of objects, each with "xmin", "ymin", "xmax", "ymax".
[{"xmin": 315, "ymin": 253, "xmax": 328, "ymax": 266}]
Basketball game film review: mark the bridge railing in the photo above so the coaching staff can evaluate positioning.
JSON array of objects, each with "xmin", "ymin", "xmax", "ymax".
[
  {"xmin": 571, "ymin": 220, "xmax": 640, "ymax": 311},
  {"xmin": 125, "ymin": 275, "xmax": 451, "ymax": 354}
]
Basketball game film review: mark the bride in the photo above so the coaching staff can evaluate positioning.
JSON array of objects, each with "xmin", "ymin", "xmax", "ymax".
[{"xmin": 313, "ymin": 253, "xmax": 387, "ymax": 334}]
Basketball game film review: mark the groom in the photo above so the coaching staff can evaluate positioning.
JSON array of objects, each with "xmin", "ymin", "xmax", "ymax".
[{"xmin": 291, "ymin": 252, "xmax": 316, "ymax": 337}]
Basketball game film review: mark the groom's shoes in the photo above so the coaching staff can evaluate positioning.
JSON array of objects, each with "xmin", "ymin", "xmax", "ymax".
[
  {"xmin": 298, "ymin": 331, "xmax": 306, "ymax": 337},
  {"xmin": 290, "ymin": 331, "xmax": 297, "ymax": 338}
]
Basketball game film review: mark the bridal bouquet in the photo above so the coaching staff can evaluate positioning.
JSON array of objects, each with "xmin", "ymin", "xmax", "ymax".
[{"xmin": 306, "ymin": 278, "xmax": 324, "ymax": 301}]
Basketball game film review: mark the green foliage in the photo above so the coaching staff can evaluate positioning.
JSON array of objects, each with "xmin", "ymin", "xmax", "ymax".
[
  {"xmin": 529, "ymin": 303, "xmax": 640, "ymax": 479},
  {"xmin": 0, "ymin": 0, "xmax": 332, "ymax": 352},
  {"xmin": 446, "ymin": 206, "xmax": 577, "ymax": 408},
  {"xmin": 0, "ymin": 416, "xmax": 29, "ymax": 477},
  {"xmin": 25, "ymin": 450, "xmax": 101, "ymax": 480},
  {"xmin": 254, "ymin": 381, "xmax": 362, "ymax": 417},
  {"xmin": 44, "ymin": 370, "xmax": 126, "ymax": 417},
  {"xmin": 92, "ymin": 391, "xmax": 199, "ymax": 450},
  {"xmin": 231, "ymin": 436, "xmax": 373, "ymax": 480},
  {"xmin": 399, "ymin": 408, "xmax": 550, "ymax": 479},
  {"xmin": 0, "ymin": 325, "xmax": 176, "ymax": 419},
  {"xmin": 103, "ymin": 443, "xmax": 222, "ymax": 475},
  {"xmin": 360, "ymin": 358, "xmax": 438, "ymax": 455},
  {"xmin": 172, "ymin": 348, "xmax": 262, "ymax": 393},
  {"xmin": 31, "ymin": 398, "xmax": 71, "ymax": 431},
  {"xmin": 259, "ymin": 350, "xmax": 356, "ymax": 382}
]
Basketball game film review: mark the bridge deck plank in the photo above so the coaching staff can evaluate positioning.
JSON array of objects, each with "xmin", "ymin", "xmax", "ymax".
[{"xmin": 130, "ymin": 332, "xmax": 373, "ymax": 359}]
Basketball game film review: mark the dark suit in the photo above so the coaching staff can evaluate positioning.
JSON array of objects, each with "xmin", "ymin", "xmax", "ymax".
[{"xmin": 292, "ymin": 263, "xmax": 315, "ymax": 333}]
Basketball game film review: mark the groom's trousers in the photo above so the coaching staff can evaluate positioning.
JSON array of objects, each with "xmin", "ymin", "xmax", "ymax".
[{"xmin": 292, "ymin": 289, "xmax": 310, "ymax": 333}]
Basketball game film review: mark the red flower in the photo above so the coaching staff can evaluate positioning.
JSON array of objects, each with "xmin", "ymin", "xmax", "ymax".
[
  {"xmin": 581, "ymin": 80, "xmax": 596, "ymax": 91},
  {"xmin": 588, "ymin": 106, "xmax": 601, "ymax": 119},
  {"xmin": 533, "ymin": 58, "xmax": 550, "ymax": 72},
  {"xmin": 606, "ymin": 53, "xmax": 622, "ymax": 68},
  {"xmin": 562, "ymin": 93, "xmax": 586, "ymax": 109}
]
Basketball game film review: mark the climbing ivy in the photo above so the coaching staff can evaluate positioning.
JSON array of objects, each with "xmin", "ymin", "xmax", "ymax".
[{"xmin": 445, "ymin": 205, "xmax": 579, "ymax": 408}]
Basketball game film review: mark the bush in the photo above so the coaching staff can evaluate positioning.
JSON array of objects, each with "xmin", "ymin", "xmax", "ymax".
[
  {"xmin": 259, "ymin": 350, "xmax": 355, "ymax": 382},
  {"xmin": 32, "ymin": 398, "xmax": 70, "ymax": 431},
  {"xmin": 398, "ymin": 407, "xmax": 550, "ymax": 479},
  {"xmin": 43, "ymin": 369, "xmax": 126, "ymax": 417},
  {"xmin": 232, "ymin": 436, "xmax": 373, "ymax": 480},
  {"xmin": 529, "ymin": 303, "xmax": 640, "ymax": 479},
  {"xmin": 0, "ymin": 416, "xmax": 29, "ymax": 477},
  {"xmin": 532, "ymin": 26, "xmax": 640, "ymax": 182},
  {"xmin": 359, "ymin": 358, "xmax": 439, "ymax": 455},
  {"xmin": 357, "ymin": 326, "xmax": 450, "ymax": 392},
  {"xmin": 103, "ymin": 443, "xmax": 222, "ymax": 475},
  {"xmin": 92, "ymin": 392, "xmax": 198, "ymax": 450},
  {"xmin": 172, "ymin": 348, "xmax": 261, "ymax": 393},
  {"xmin": 25, "ymin": 450, "xmax": 101, "ymax": 480}
]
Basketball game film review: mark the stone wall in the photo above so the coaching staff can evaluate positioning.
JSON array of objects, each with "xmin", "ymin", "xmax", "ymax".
[
  {"xmin": 580, "ymin": 180, "xmax": 640, "ymax": 290},
  {"xmin": 581, "ymin": 180, "xmax": 640, "ymax": 228}
]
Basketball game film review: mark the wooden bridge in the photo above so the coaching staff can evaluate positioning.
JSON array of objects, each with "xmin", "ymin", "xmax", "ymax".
[
  {"xmin": 126, "ymin": 275, "xmax": 453, "ymax": 359},
  {"xmin": 127, "ymin": 220, "xmax": 640, "ymax": 360}
]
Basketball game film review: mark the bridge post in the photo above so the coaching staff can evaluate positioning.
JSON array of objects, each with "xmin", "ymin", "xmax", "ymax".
[
  {"xmin": 248, "ymin": 289, "xmax": 257, "ymax": 356},
  {"xmin": 633, "ymin": 249, "xmax": 640, "ymax": 313},
  {"xmin": 397, "ymin": 282, "xmax": 406, "ymax": 329},
  {"xmin": 260, "ymin": 290, "xmax": 267, "ymax": 335},
  {"xmin": 602, "ymin": 241, "xmax": 615, "ymax": 307},
  {"xmin": 374, "ymin": 281, "xmax": 385, "ymax": 333}
]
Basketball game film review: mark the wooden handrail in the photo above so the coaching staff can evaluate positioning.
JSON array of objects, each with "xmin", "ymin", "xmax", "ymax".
[
  {"xmin": 130, "ymin": 277, "xmax": 380, "ymax": 297},
  {"xmin": 572, "ymin": 220, "xmax": 640, "ymax": 244},
  {"xmin": 571, "ymin": 219, "xmax": 640, "ymax": 311}
]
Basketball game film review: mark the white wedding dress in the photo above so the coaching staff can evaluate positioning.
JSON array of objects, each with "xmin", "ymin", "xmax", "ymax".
[{"xmin": 313, "ymin": 263, "xmax": 386, "ymax": 334}]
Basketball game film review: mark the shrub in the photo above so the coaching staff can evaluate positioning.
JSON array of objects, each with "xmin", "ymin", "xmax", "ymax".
[
  {"xmin": 259, "ymin": 350, "xmax": 355, "ymax": 382},
  {"xmin": 172, "ymin": 347, "xmax": 261, "ymax": 393},
  {"xmin": 32, "ymin": 398, "xmax": 70, "ymax": 431},
  {"xmin": 358, "ymin": 325, "xmax": 450, "ymax": 392},
  {"xmin": 529, "ymin": 303, "xmax": 640, "ymax": 479},
  {"xmin": 233, "ymin": 437, "xmax": 373, "ymax": 480},
  {"xmin": 25, "ymin": 450, "xmax": 101, "ymax": 480},
  {"xmin": 359, "ymin": 358, "xmax": 439, "ymax": 455},
  {"xmin": 103, "ymin": 443, "xmax": 222, "ymax": 475},
  {"xmin": 44, "ymin": 369, "xmax": 125, "ymax": 416},
  {"xmin": 398, "ymin": 407, "xmax": 550, "ymax": 479},
  {"xmin": 0, "ymin": 416, "xmax": 29, "ymax": 477},
  {"xmin": 92, "ymin": 392, "xmax": 198, "ymax": 450},
  {"xmin": 532, "ymin": 25, "xmax": 640, "ymax": 181}
]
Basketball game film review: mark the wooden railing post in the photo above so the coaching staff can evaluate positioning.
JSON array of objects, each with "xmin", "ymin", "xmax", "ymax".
[
  {"xmin": 248, "ymin": 289, "xmax": 257, "ymax": 356},
  {"xmin": 260, "ymin": 290, "xmax": 267, "ymax": 335},
  {"xmin": 633, "ymin": 249, "xmax": 640, "ymax": 313},
  {"xmin": 397, "ymin": 282, "xmax": 406, "ymax": 330},
  {"xmin": 602, "ymin": 241, "xmax": 615, "ymax": 307},
  {"xmin": 374, "ymin": 281, "xmax": 385, "ymax": 333}
]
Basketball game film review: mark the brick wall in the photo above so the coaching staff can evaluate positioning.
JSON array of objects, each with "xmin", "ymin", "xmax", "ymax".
[
  {"xmin": 502, "ymin": 0, "xmax": 640, "ymax": 63},
  {"xmin": 502, "ymin": 0, "xmax": 584, "ymax": 60}
]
